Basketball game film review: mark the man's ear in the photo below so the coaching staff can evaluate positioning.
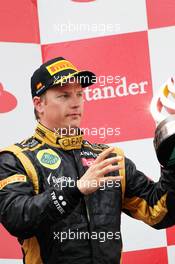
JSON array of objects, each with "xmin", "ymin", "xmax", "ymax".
[{"xmin": 33, "ymin": 96, "xmax": 44, "ymax": 114}]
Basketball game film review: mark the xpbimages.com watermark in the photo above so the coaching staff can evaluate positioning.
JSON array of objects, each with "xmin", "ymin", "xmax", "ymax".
[
  {"xmin": 54, "ymin": 126, "xmax": 121, "ymax": 139},
  {"xmin": 54, "ymin": 74, "xmax": 121, "ymax": 87},
  {"xmin": 50, "ymin": 176, "xmax": 121, "ymax": 191},
  {"xmin": 53, "ymin": 74, "xmax": 148, "ymax": 101},
  {"xmin": 53, "ymin": 230, "xmax": 121, "ymax": 243},
  {"xmin": 53, "ymin": 21, "xmax": 120, "ymax": 34}
]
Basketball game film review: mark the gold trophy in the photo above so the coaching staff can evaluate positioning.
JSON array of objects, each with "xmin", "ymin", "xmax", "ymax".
[{"xmin": 150, "ymin": 77, "xmax": 175, "ymax": 167}]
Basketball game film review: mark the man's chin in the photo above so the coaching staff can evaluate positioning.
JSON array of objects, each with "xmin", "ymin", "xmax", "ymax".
[{"xmin": 69, "ymin": 121, "xmax": 81, "ymax": 129}]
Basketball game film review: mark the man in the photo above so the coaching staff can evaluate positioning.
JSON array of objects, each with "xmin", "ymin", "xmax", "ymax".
[{"xmin": 0, "ymin": 57, "xmax": 175, "ymax": 264}]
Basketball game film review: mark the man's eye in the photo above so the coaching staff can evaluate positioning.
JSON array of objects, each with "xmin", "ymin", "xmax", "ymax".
[
  {"xmin": 77, "ymin": 93, "xmax": 83, "ymax": 97},
  {"xmin": 57, "ymin": 94, "xmax": 69, "ymax": 98}
]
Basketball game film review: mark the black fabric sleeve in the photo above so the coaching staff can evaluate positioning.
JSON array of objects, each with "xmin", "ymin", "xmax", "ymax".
[
  {"xmin": 122, "ymin": 157, "xmax": 175, "ymax": 229},
  {"xmin": 0, "ymin": 152, "xmax": 82, "ymax": 238}
]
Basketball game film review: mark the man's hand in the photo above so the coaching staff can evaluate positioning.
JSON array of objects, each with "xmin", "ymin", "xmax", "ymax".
[{"xmin": 77, "ymin": 147, "xmax": 123, "ymax": 195}]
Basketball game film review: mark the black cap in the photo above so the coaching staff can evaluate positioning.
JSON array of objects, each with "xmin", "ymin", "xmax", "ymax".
[{"xmin": 31, "ymin": 57, "xmax": 96, "ymax": 97}]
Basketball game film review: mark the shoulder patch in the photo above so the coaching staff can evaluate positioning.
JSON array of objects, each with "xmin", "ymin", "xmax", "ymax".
[
  {"xmin": 18, "ymin": 137, "xmax": 41, "ymax": 149},
  {"xmin": 0, "ymin": 144, "xmax": 40, "ymax": 194}
]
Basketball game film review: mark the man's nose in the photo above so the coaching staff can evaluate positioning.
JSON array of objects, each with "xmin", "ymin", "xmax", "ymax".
[{"xmin": 70, "ymin": 95, "xmax": 81, "ymax": 108}]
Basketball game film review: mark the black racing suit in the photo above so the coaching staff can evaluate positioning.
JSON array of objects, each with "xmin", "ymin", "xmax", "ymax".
[{"xmin": 0, "ymin": 122, "xmax": 175, "ymax": 264}]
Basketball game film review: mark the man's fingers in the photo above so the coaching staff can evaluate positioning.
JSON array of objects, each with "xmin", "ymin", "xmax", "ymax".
[
  {"xmin": 97, "ymin": 156, "xmax": 123, "ymax": 170},
  {"xmin": 100, "ymin": 164, "xmax": 123, "ymax": 175},
  {"xmin": 94, "ymin": 147, "xmax": 115, "ymax": 163}
]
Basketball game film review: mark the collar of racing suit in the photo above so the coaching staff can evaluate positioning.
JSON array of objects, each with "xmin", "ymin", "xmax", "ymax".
[{"xmin": 34, "ymin": 122, "xmax": 84, "ymax": 150}]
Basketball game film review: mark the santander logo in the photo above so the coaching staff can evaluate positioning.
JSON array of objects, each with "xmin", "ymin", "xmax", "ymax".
[{"xmin": 0, "ymin": 83, "xmax": 17, "ymax": 113}]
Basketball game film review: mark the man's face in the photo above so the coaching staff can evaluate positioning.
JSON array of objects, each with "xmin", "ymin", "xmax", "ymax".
[{"xmin": 34, "ymin": 81, "xmax": 84, "ymax": 133}]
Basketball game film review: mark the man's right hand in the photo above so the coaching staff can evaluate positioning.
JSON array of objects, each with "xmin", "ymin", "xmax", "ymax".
[{"xmin": 77, "ymin": 147, "xmax": 123, "ymax": 195}]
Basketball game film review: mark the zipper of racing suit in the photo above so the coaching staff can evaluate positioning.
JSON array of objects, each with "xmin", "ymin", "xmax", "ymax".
[
  {"xmin": 72, "ymin": 149, "xmax": 90, "ymax": 222},
  {"xmin": 84, "ymin": 196, "xmax": 90, "ymax": 222},
  {"xmin": 72, "ymin": 149, "xmax": 95, "ymax": 263}
]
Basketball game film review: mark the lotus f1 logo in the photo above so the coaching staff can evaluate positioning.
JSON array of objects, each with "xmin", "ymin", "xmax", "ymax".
[{"xmin": 0, "ymin": 83, "xmax": 17, "ymax": 113}]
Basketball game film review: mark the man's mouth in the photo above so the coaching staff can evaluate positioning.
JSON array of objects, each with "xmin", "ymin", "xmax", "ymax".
[{"xmin": 66, "ymin": 113, "xmax": 81, "ymax": 117}]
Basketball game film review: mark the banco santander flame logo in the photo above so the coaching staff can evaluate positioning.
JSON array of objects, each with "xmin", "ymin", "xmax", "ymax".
[{"xmin": 0, "ymin": 83, "xmax": 17, "ymax": 113}]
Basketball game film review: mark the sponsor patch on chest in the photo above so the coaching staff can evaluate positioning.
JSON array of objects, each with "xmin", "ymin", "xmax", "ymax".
[
  {"xmin": 81, "ymin": 157, "xmax": 95, "ymax": 167},
  {"xmin": 37, "ymin": 149, "xmax": 61, "ymax": 169}
]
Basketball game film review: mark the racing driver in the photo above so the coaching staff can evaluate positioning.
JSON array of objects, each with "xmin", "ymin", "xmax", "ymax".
[{"xmin": 0, "ymin": 57, "xmax": 175, "ymax": 264}]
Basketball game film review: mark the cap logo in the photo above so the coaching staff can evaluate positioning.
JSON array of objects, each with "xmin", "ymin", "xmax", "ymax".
[
  {"xmin": 36, "ymin": 82, "xmax": 43, "ymax": 89},
  {"xmin": 46, "ymin": 60, "xmax": 77, "ymax": 76}
]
